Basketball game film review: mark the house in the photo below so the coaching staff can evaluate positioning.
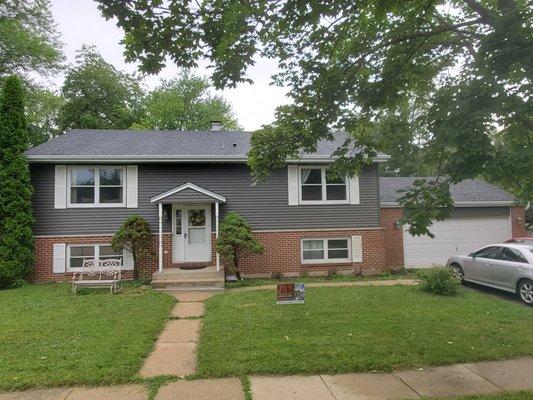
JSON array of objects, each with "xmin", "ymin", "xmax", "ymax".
[{"xmin": 25, "ymin": 128, "xmax": 526, "ymax": 287}]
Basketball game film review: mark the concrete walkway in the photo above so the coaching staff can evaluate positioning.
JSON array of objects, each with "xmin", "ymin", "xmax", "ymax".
[
  {"xmin": 1, "ymin": 357, "xmax": 531, "ymax": 400},
  {"xmin": 139, "ymin": 290, "xmax": 216, "ymax": 378},
  {"xmin": 249, "ymin": 357, "xmax": 533, "ymax": 400},
  {"xmin": 230, "ymin": 278, "xmax": 419, "ymax": 292}
]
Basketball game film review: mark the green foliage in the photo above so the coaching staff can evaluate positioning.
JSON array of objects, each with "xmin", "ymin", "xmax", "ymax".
[
  {"xmin": 24, "ymin": 84, "xmax": 64, "ymax": 146},
  {"xmin": 418, "ymin": 267, "xmax": 460, "ymax": 296},
  {"xmin": 0, "ymin": 0, "xmax": 63, "ymax": 78},
  {"xmin": 215, "ymin": 212, "xmax": 263, "ymax": 279},
  {"xmin": 399, "ymin": 178, "xmax": 454, "ymax": 237},
  {"xmin": 97, "ymin": 0, "xmax": 533, "ymax": 235},
  {"xmin": 112, "ymin": 215, "xmax": 153, "ymax": 280},
  {"xmin": 0, "ymin": 283, "xmax": 174, "ymax": 390},
  {"xmin": 0, "ymin": 75, "xmax": 35, "ymax": 289},
  {"xmin": 59, "ymin": 46, "xmax": 143, "ymax": 131},
  {"xmin": 133, "ymin": 72, "xmax": 240, "ymax": 131}
]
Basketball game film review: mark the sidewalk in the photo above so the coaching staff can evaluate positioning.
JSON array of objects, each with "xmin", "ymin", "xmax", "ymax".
[{"xmin": 1, "ymin": 357, "xmax": 531, "ymax": 399}]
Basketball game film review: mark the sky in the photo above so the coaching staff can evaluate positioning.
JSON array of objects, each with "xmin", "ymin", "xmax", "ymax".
[{"xmin": 49, "ymin": 0, "xmax": 289, "ymax": 130}]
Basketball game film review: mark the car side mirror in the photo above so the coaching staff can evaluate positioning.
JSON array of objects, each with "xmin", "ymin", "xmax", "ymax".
[{"xmin": 468, "ymin": 253, "xmax": 475, "ymax": 258}]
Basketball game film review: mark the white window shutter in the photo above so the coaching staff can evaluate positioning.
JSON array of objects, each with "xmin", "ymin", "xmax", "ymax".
[
  {"xmin": 54, "ymin": 165, "xmax": 67, "ymax": 209},
  {"xmin": 287, "ymin": 165, "xmax": 299, "ymax": 206},
  {"xmin": 52, "ymin": 243, "xmax": 66, "ymax": 273},
  {"xmin": 351, "ymin": 235, "xmax": 363, "ymax": 263},
  {"xmin": 126, "ymin": 165, "xmax": 138, "ymax": 208},
  {"xmin": 349, "ymin": 175, "xmax": 360, "ymax": 205},
  {"xmin": 123, "ymin": 249, "xmax": 134, "ymax": 270}
]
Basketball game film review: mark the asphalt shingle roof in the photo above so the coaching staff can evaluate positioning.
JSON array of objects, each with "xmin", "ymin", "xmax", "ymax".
[
  {"xmin": 25, "ymin": 129, "xmax": 389, "ymax": 161},
  {"xmin": 379, "ymin": 177, "xmax": 515, "ymax": 204}
]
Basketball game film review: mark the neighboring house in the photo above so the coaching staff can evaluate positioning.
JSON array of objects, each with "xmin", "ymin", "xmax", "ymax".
[{"xmin": 25, "ymin": 128, "xmax": 526, "ymax": 285}]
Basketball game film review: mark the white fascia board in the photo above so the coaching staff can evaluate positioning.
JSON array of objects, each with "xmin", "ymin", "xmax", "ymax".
[
  {"xmin": 150, "ymin": 182, "xmax": 227, "ymax": 203},
  {"xmin": 380, "ymin": 201, "xmax": 514, "ymax": 207},
  {"xmin": 26, "ymin": 154, "xmax": 391, "ymax": 163}
]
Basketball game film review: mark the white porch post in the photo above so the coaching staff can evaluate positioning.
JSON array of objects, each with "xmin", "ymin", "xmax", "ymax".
[
  {"xmin": 215, "ymin": 202, "xmax": 220, "ymax": 272},
  {"xmin": 158, "ymin": 203, "xmax": 163, "ymax": 274}
]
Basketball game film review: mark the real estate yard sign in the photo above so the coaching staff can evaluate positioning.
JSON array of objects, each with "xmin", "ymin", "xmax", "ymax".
[{"xmin": 276, "ymin": 283, "xmax": 305, "ymax": 304}]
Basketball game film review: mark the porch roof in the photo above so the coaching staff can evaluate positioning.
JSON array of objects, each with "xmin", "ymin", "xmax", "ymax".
[{"xmin": 150, "ymin": 182, "xmax": 227, "ymax": 204}]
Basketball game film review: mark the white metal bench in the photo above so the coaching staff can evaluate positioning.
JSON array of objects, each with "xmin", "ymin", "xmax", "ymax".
[{"xmin": 71, "ymin": 258, "xmax": 123, "ymax": 294}]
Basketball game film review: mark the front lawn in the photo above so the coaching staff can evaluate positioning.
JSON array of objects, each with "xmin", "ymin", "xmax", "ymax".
[
  {"xmin": 197, "ymin": 285, "xmax": 533, "ymax": 377},
  {"xmin": 0, "ymin": 283, "xmax": 174, "ymax": 391}
]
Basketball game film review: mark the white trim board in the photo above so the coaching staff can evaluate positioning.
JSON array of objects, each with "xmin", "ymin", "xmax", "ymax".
[
  {"xmin": 26, "ymin": 155, "xmax": 390, "ymax": 163},
  {"xmin": 380, "ymin": 201, "xmax": 514, "ymax": 208},
  {"xmin": 150, "ymin": 182, "xmax": 227, "ymax": 203}
]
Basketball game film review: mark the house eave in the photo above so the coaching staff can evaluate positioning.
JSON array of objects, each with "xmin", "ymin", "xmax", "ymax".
[
  {"xmin": 380, "ymin": 200, "xmax": 515, "ymax": 208},
  {"xmin": 25, "ymin": 154, "xmax": 391, "ymax": 163}
]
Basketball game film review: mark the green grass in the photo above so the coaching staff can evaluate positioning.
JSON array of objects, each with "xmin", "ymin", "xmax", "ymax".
[
  {"xmin": 0, "ymin": 283, "xmax": 175, "ymax": 391},
  {"xmin": 197, "ymin": 285, "xmax": 533, "ymax": 377},
  {"xmin": 225, "ymin": 269, "xmax": 418, "ymax": 289}
]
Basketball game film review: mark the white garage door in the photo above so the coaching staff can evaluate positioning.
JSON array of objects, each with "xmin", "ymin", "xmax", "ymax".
[{"xmin": 403, "ymin": 215, "xmax": 511, "ymax": 268}]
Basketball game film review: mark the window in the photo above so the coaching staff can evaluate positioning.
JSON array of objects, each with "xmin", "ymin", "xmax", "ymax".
[
  {"xmin": 499, "ymin": 247, "xmax": 528, "ymax": 263},
  {"xmin": 302, "ymin": 238, "xmax": 350, "ymax": 263},
  {"xmin": 68, "ymin": 167, "xmax": 125, "ymax": 207},
  {"xmin": 299, "ymin": 166, "xmax": 348, "ymax": 204},
  {"xmin": 67, "ymin": 244, "xmax": 124, "ymax": 270},
  {"xmin": 473, "ymin": 246, "xmax": 501, "ymax": 259}
]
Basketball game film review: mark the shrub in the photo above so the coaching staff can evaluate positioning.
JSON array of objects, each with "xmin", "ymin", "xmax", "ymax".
[
  {"xmin": 112, "ymin": 215, "xmax": 154, "ymax": 280},
  {"xmin": 0, "ymin": 76, "xmax": 35, "ymax": 289},
  {"xmin": 418, "ymin": 267, "xmax": 460, "ymax": 296},
  {"xmin": 216, "ymin": 212, "xmax": 263, "ymax": 280},
  {"xmin": 327, "ymin": 268, "xmax": 338, "ymax": 279},
  {"xmin": 271, "ymin": 270, "xmax": 283, "ymax": 280}
]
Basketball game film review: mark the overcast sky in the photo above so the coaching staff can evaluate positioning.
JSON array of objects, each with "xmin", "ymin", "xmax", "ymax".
[{"xmin": 49, "ymin": 0, "xmax": 289, "ymax": 130}]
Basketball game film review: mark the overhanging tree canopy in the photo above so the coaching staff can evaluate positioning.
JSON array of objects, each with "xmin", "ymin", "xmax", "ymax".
[{"xmin": 96, "ymin": 0, "xmax": 532, "ymax": 235}]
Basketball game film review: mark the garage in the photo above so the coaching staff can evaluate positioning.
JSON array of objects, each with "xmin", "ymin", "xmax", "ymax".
[
  {"xmin": 380, "ymin": 177, "xmax": 516, "ymax": 268},
  {"xmin": 402, "ymin": 211, "xmax": 511, "ymax": 267}
]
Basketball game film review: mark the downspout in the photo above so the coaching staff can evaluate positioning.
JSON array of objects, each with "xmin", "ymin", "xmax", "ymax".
[
  {"xmin": 215, "ymin": 202, "xmax": 220, "ymax": 272},
  {"xmin": 158, "ymin": 203, "xmax": 163, "ymax": 274}
]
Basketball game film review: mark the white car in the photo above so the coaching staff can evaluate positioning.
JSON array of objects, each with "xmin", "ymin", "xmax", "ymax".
[{"xmin": 446, "ymin": 243, "xmax": 533, "ymax": 306}]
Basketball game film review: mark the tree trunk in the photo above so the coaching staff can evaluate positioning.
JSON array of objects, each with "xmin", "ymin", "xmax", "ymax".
[{"xmin": 133, "ymin": 251, "xmax": 138, "ymax": 280}]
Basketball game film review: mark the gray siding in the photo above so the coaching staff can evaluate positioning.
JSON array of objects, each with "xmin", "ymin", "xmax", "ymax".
[{"xmin": 30, "ymin": 163, "xmax": 380, "ymax": 235}]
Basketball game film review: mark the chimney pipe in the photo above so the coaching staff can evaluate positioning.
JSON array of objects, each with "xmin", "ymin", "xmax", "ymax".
[{"xmin": 211, "ymin": 121, "xmax": 221, "ymax": 131}]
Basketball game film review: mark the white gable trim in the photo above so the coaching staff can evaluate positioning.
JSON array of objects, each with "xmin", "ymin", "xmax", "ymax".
[{"xmin": 150, "ymin": 182, "xmax": 227, "ymax": 203}]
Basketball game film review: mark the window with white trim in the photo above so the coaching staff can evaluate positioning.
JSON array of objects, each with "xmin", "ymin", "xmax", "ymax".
[
  {"xmin": 67, "ymin": 244, "xmax": 124, "ymax": 270},
  {"xmin": 301, "ymin": 238, "xmax": 350, "ymax": 263},
  {"xmin": 68, "ymin": 167, "xmax": 125, "ymax": 207},
  {"xmin": 299, "ymin": 166, "xmax": 348, "ymax": 204}
]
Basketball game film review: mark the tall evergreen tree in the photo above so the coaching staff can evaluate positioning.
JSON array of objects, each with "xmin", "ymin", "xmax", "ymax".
[{"xmin": 0, "ymin": 75, "xmax": 34, "ymax": 288}]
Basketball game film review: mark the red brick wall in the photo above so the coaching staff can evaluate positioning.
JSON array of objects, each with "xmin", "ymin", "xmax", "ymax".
[
  {"xmin": 511, "ymin": 206, "xmax": 526, "ymax": 238},
  {"xmin": 32, "ymin": 216, "xmax": 405, "ymax": 282},
  {"xmin": 380, "ymin": 208, "xmax": 404, "ymax": 269},
  {"xmin": 237, "ymin": 228, "xmax": 388, "ymax": 278}
]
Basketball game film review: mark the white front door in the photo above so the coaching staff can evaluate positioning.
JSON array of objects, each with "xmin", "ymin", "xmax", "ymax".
[{"xmin": 172, "ymin": 204, "xmax": 211, "ymax": 263}]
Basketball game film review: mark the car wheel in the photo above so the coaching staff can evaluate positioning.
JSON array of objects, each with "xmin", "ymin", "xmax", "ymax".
[
  {"xmin": 450, "ymin": 263, "xmax": 464, "ymax": 282},
  {"xmin": 517, "ymin": 280, "xmax": 533, "ymax": 306}
]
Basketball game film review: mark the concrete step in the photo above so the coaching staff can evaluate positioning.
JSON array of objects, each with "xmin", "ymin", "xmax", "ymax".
[
  {"xmin": 151, "ymin": 278, "xmax": 225, "ymax": 289},
  {"xmin": 152, "ymin": 271, "xmax": 224, "ymax": 281},
  {"xmin": 156, "ymin": 286, "xmax": 225, "ymax": 292}
]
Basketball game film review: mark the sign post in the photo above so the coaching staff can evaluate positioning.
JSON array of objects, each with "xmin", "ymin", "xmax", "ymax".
[{"xmin": 276, "ymin": 283, "xmax": 305, "ymax": 304}]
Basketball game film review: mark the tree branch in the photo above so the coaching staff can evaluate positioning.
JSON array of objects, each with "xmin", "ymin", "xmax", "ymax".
[{"xmin": 462, "ymin": 0, "xmax": 494, "ymax": 24}]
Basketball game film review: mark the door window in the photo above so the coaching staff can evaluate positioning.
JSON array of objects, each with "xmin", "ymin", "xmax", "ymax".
[
  {"xmin": 474, "ymin": 246, "xmax": 501, "ymax": 259},
  {"xmin": 499, "ymin": 247, "xmax": 528, "ymax": 263},
  {"xmin": 175, "ymin": 209, "xmax": 182, "ymax": 235},
  {"xmin": 188, "ymin": 209, "xmax": 206, "ymax": 244}
]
